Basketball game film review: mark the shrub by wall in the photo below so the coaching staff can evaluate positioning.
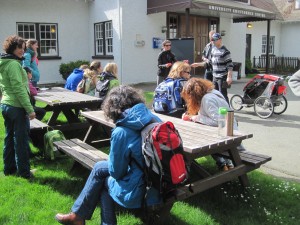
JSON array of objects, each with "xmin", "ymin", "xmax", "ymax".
[{"xmin": 59, "ymin": 60, "xmax": 90, "ymax": 80}]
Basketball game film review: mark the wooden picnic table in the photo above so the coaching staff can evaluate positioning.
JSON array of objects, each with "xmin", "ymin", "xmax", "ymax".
[
  {"xmin": 79, "ymin": 110, "xmax": 267, "ymax": 189},
  {"xmin": 54, "ymin": 109, "xmax": 271, "ymax": 220},
  {"xmin": 35, "ymin": 87, "xmax": 102, "ymax": 129}
]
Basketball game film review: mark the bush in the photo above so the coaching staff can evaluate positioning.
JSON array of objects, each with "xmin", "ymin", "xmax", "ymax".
[{"xmin": 59, "ymin": 60, "xmax": 90, "ymax": 80}]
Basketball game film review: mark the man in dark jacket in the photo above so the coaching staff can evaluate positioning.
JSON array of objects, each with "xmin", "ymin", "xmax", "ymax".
[{"xmin": 157, "ymin": 40, "xmax": 177, "ymax": 85}]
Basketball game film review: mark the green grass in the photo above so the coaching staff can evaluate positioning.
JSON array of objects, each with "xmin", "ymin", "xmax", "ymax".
[{"xmin": 0, "ymin": 94, "xmax": 300, "ymax": 225}]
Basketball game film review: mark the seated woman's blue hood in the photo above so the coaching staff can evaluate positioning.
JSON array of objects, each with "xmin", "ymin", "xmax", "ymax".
[{"xmin": 116, "ymin": 103, "xmax": 157, "ymax": 131}]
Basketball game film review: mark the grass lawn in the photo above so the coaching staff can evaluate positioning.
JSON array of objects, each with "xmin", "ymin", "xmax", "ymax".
[{"xmin": 0, "ymin": 93, "xmax": 300, "ymax": 225}]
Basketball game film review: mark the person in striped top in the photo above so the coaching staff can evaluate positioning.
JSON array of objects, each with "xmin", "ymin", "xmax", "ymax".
[{"xmin": 210, "ymin": 33, "xmax": 233, "ymax": 103}]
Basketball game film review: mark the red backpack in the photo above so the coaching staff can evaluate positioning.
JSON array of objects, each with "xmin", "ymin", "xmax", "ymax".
[{"xmin": 140, "ymin": 121, "xmax": 188, "ymax": 197}]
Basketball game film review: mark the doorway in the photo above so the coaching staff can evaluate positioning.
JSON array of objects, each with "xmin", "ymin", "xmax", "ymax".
[{"xmin": 246, "ymin": 34, "xmax": 252, "ymax": 60}]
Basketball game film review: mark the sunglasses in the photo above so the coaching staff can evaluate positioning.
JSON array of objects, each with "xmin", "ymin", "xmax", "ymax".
[
  {"xmin": 184, "ymin": 71, "xmax": 190, "ymax": 74},
  {"xmin": 164, "ymin": 45, "xmax": 171, "ymax": 47}
]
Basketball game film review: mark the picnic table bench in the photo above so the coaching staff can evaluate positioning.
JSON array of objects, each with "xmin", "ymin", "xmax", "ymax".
[
  {"xmin": 53, "ymin": 110, "xmax": 271, "ymax": 223},
  {"xmin": 30, "ymin": 118, "xmax": 49, "ymax": 131}
]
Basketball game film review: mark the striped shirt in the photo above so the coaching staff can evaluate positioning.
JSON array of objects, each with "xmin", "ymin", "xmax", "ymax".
[{"xmin": 211, "ymin": 45, "xmax": 233, "ymax": 78}]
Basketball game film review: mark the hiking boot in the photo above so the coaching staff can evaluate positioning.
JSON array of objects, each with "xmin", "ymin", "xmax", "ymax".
[{"xmin": 55, "ymin": 212, "xmax": 85, "ymax": 225}]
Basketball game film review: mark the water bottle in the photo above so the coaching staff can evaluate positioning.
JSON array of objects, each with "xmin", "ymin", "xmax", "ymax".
[{"xmin": 218, "ymin": 107, "xmax": 227, "ymax": 137}]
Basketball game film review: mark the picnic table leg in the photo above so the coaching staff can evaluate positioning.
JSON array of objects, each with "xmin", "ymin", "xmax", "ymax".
[
  {"xmin": 62, "ymin": 109, "xmax": 81, "ymax": 123},
  {"xmin": 47, "ymin": 110, "xmax": 61, "ymax": 125},
  {"xmin": 228, "ymin": 146, "xmax": 250, "ymax": 187}
]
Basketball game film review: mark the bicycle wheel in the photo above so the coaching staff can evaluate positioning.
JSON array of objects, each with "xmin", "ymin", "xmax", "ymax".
[
  {"xmin": 230, "ymin": 95, "xmax": 244, "ymax": 111},
  {"xmin": 273, "ymin": 95, "xmax": 288, "ymax": 115},
  {"xmin": 254, "ymin": 96, "xmax": 274, "ymax": 119}
]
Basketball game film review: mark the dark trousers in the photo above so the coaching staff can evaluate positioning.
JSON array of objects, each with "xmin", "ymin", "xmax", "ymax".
[
  {"xmin": 1, "ymin": 104, "xmax": 31, "ymax": 178},
  {"xmin": 213, "ymin": 76, "xmax": 229, "ymax": 103}
]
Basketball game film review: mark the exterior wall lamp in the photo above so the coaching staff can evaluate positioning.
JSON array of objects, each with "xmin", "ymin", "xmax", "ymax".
[
  {"xmin": 220, "ymin": 30, "xmax": 226, "ymax": 36},
  {"xmin": 161, "ymin": 26, "xmax": 168, "ymax": 33},
  {"xmin": 247, "ymin": 23, "xmax": 253, "ymax": 28}
]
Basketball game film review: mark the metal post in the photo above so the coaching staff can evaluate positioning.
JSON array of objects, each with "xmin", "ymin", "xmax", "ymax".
[
  {"xmin": 266, "ymin": 20, "xmax": 271, "ymax": 74},
  {"xmin": 185, "ymin": 8, "xmax": 190, "ymax": 37}
]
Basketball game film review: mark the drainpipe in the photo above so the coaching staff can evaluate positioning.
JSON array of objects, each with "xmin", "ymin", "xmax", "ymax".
[
  {"xmin": 118, "ymin": 0, "xmax": 123, "ymax": 83},
  {"xmin": 266, "ymin": 19, "xmax": 271, "ymax": 74}
]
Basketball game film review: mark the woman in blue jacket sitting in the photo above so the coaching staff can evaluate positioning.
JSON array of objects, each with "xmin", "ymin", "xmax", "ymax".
[{"xmin": 55, "ymin": 85, "xmax": 161, "ymax": 225}]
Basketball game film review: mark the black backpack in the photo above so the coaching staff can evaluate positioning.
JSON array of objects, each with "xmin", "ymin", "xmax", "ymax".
[{"xmin": 95, "ymin": 72, "xmax": 115, "ymax": 102}]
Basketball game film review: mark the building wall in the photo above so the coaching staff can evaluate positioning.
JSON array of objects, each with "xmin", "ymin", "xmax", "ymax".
[
  {"xmin": 0, "ymin": 0, "xmax": 90, "ymax": 84},
  {"xmin": 246, "ymin": 21, "xmax": 282, "ymax": 61},
  {"xmin": 220, "ymin": 18, "xmax": 246, "ymax": 77},
  {"xmin": 279, "ymin": 22, "xmax": 300, "ymax": 57},
  {"xmin": 89, "ymin": 0, "xmax": 165, "ymax": 84}
]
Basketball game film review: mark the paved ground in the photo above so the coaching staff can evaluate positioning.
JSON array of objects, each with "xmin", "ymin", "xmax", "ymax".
[{"xmin": 133, "ymin": 76, "xmax": 300, "ymax": 182}]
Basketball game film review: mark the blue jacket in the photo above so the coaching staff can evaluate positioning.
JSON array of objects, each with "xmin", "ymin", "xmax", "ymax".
[
  {"xmin": 108, "ymin": 103, "xmax": 162, "ymax": 208},
  {"xmin": 64, "ymin": 68, "xmax": 85, "ymax": 91},
  {"xmin": 23, "ymin": 48, "xmax": 40, "ymax": 83}
]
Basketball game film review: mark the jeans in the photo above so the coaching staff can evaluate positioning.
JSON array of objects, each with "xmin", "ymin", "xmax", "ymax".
[
  {"xmin": 1, "ymin": 104, "xmax": 31, "ymax": 178},
  {"xmin": 212, "ymin": 154, "xmax": 233, "ymax": 168},
  {"xmin": 72, "ymin": 161, "xmax": 117, "ymax": 225},
  {"xmin": 213, "ymin": 76, "xmax": 229, "ymax": 104}
]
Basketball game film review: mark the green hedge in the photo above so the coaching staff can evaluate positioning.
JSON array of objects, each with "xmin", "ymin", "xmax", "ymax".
[{"xmin": 59, "ymin": 60, "xmax": 90, "ymax": 80}]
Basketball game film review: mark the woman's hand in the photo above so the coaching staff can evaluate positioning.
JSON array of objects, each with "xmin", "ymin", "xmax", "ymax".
[{"xmin": 29, "ymin": 112, "xmax": 36, "ymax": 120}]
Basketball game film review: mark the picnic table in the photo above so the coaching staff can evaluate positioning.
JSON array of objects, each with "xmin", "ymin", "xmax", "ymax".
[
  {"xmin": 34, "ymin": 87, "xmax": 102, "ymax": 130},
  {"xmin": 55, "ymin": 110, "xmax": 271, "ymax": 193}
]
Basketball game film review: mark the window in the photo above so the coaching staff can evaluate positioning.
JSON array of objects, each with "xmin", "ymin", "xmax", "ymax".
[
  {"xmin": 94, "ymin": 21, "xmax": 113, "ymax": 56},
  {"xmin": 17, "ymin": 22, "xmax": 59, "ymax": 57},
  {"xmin": 296, "ymin": 0, "xmax": 300, "ymax": 9},
  {"xmin": 168, "ymin": 14, "xmax": 178, "ymax": 39},
  {"xmin": 262, "ymin": 35, "xmax": 275, "ymax": 54}
]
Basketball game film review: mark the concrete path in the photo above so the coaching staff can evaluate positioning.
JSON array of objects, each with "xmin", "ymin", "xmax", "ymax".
[{"xmin": 133, "ymin": 76, "xmax": 300, "ymax": 182}]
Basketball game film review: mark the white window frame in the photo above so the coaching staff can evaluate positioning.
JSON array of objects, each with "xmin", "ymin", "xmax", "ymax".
[
  {"xmin": 17, "ymin": 22, "xmax": 59, "ymax": 57},
  {"xmin": 262, "ymin": 35, "xmax": 275, "ymax": 55},
  {"xmin": 94, "ymin": 21, "xmax": 113, "ymax": 56},
  {"xmin": 39, "ymin": 24, "xmax": 58, "ymax": 56},
  {"xmin": 296, "ymin": 0, "xmax": 300, "ymax": 9}
]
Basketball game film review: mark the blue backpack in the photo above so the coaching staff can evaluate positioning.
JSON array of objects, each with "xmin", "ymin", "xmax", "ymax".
[{"xmin": 153, "ymin": 78, "xmax": 186, "ymax": 115}]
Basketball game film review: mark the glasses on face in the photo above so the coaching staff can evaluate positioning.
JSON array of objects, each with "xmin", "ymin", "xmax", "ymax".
[
  {"xmin": 184, "ymin": 71, "xmax": 190, "ymax": 74},
  {"xmin": 164, "ymin": 45, "xmax": 171, "ymax": 47}
]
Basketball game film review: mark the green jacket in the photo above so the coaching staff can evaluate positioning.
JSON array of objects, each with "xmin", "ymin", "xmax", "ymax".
[{"xmin": 0, "ymin": 55, "xmax": 34, "ymax": 114}]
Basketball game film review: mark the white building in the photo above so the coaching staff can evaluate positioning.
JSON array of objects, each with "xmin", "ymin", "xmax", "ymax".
[{"xmin": 1, "ymin": 0, "xmax": 297, "ymax": 85}]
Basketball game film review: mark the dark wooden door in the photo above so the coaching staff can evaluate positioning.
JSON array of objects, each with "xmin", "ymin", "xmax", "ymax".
[{"xmin": 246, "ymin": 34, "xmax": 252, "ymax": 59}]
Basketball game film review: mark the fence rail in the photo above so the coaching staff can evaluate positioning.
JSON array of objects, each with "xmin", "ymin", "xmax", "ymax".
[{"xmin": 253, "ymin": 56, "xmax": 300, "ymax": 74}]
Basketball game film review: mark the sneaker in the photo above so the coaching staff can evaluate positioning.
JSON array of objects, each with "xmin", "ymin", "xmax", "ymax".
[
  {"xmin": 221, "ymin": 165, "xmax": 229, "ymax": 171},
  {"xmin": 227, "ymin": 164, "xmax": 234, "ymax": 170}
]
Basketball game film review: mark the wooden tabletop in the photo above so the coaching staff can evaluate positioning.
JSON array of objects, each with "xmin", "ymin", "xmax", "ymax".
[
  {"xmin": 35, "ymin": 87, "xmax": 101, "ymax": 106},
  {"xmin": 81, "ymin": 110, "xmax": 253, "ymax": 155}
]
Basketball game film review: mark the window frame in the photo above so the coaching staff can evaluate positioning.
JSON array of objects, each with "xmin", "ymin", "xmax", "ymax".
[
  {"xmin": 16, "ymin": 22, "xmax": 60, "ymax": 60},
  {"xmin": 262, "ymin": 35, "xmax": 275, "ymax": 55},
  {"xmin": 93, "ymin": 20, "xmax": 114, "ymax": 59},
  {"xmin": 295, "ymin": 0, "xmax": 300, "ymax": 10}
]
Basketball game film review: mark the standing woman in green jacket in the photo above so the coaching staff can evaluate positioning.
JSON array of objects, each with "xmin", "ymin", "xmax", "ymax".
[
  {"xmin": 0, "ymin": 35, "xmax": 36, "ymax": 179},
  {"xmin": 23, "ymin": 39, "xmax": 40, "ymax": 87}
]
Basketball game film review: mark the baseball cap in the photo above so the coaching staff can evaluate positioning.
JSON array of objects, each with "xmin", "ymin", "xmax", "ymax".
[{"xmin": 211, "ymin": 33, "xmax": 222, "ymax": 42}]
